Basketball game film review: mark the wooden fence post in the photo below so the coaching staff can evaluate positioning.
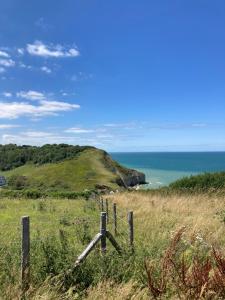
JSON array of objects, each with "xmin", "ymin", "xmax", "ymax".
[
  {"xmin": 21, "ymin": 216, "xmax": 30, "ymax": 294},
  {"xmin": 101, "ymin": 199, "xmax": 104, "ymax": 212},
  {"xmin": 128, "ymin": 211, "xmax": 134, "ymax": 249},
  {"xmin": 100, "ymin": 212, "xmax": 107, "ymax": 253},
  {"xmin": 113, "ymin": 203, "xmax": 117, "ymax": 236},
  {"xmin": 105, "ymin": 199, "xmax": 109, "ymax": 223}
]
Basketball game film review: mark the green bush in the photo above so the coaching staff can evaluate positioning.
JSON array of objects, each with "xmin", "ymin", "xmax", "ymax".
[
  {"xmin": 169, "ymin": 172, "xmax": 225, "ymax": 190},
  {"xmin": 24, "ymin": 189, "xmax": 43, "ymax": 199},
  {"xmin": 7, "ymin": 175, "xmax": 28, "ymax": 190}
]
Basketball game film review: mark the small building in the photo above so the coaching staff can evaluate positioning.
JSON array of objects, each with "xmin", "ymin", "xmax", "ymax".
[{"xmin": 0, "ymin": 176, "xmax": 6, "ymax": 186}]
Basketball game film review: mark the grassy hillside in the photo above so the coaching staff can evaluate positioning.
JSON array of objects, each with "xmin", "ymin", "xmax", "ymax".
[
  {"xmin": 1, "ymin": 148, "xmax": 144, "ymax": 193},
  {"xmin": 1, "ymin": 149, "xmax": 119, "ymax": 191},
  {"xmin": 1, "ymin": 190, "xmax": 225, "ymax": 299}
]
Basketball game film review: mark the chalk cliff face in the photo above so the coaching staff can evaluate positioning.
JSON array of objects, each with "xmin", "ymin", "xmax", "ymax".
[
  {"xmin": 100, "ymin": 151, "xmax": 146, "ymax": 188},
  {"xmin": 121, "ymin": 169, "xmax": 146, "ymax": 187}
]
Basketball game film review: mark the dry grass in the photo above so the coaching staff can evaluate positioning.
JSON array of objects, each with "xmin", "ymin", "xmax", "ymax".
[
  {"xmin": 107, "ymin": 191, "xmax": 225, "ymax": 247},
  {"xmin": 85, "ymin": 280, "xmax": 149, "ymax": 300}
]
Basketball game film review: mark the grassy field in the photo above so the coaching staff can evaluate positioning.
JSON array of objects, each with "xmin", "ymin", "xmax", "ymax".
[{"xmin": 0, "ymin": 190, "xmax": 225, "ymax": 299}]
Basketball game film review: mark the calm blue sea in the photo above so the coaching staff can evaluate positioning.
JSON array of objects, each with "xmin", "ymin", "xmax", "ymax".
[{"xmin": 111, "ymin": 152, "xmax": 225, "ymax": 188}]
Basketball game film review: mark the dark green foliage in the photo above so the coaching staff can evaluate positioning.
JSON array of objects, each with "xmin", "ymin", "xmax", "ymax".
[
  {"xmin": 169, "ymin": 172, "xmax": 225, "ymax": 190},
  {"xmin": 0, "ymin": 144, "xmax": 94, "ymax": 171},
  {"xmin": 7, "ymin": 175, "xmax": 28, "ymax": 190},
  {"xmin": 0, "ymin": 188, "xmax": 95, "ymax": 199}
]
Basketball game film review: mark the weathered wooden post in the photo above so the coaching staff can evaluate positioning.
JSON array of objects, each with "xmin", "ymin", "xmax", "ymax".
[
  {"xmin": 113, "ymin": 203, "xmax": 117, "ymax": 236},
  {"xmin": 105, "ymin": 199, "xmax": 109, "ymax": 223},
  {"xmin": 128, "ymin": 211, "xmax": 134, "ymax": 250},
  {"xmin": 97, "ymin": 198, "xmax": 100, "ymax": 209},
  {"xmin": 100, "ymin": 212, "xmax": 107, "ymax": 253},
  {"xmin": 101, "ymin": 199, "xmax": 104, "ymax": 212},
  {"xmin": 21, "ymin": 216, "xmax": 30, "ymax": 294}
]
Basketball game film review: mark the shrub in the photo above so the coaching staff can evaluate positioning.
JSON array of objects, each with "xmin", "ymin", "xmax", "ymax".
[
  {"xmin": 169, "ymin": 172, "xmax": 225, "ymax": 190},
  {"xmin": 7, "ymin": 175, "xmax": 28, "ymax": 190},
  {"xmin": 24, "ymin": 189, "xmax": 43, "ymax": 199}
]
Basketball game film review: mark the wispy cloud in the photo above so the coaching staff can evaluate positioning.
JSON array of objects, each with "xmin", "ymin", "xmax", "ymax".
[
  {"xmin": 40, "ymin": 66, "xmax": 52, "ymax": 74},
  {"xmin": 0, "ymin": 100, "xmax": 80, "ymax": 119},
  {"xmin": 16, "ymin": 90, "xmax": 45, "ymax": 101},
  {"xmin": 64, "ymin": 127, "xmax": 94, "ymax": 134},
  {"xmin": 20, "ymin": 131, "xmax": 54, "ymax": 138},
  {"xmin": 1, "ymin": 130, "xmax": 113, "ymax": 147},
  {"xmin": 0, "ymin": 124, "xmax": 21, "ymax": 129},
  {"xmin": 17, "ymin": 48, "xmax": 25, "ymax": 55},
  {"xmin": 0, "ymin": 58, "xmax": 15, "ymax": 67},
  {"xmin": 27, "ymin": 41, "xmax": 80, "ymax": 58},
  {"xmin": 18, "ymin": 62, "xmax": 32, "ymax": 69},
  {"xmin": 2, "ymin": 92, "xmax": 12, "ymax": 97},
  {"xmin": 103, "ymin": 122, "xmax": 136, "ymax": 130},
  {"xmin": 0, "ymin": 67, "xmax": 5, "ymax": 73},
  {"xmin": 0, "ymin": 50, "xmax": 10, "ymax": 58}
]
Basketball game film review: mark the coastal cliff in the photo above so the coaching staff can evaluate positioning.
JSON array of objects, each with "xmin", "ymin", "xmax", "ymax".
[
  {"xmin": 100, "ymin": 150, "xmax": 146, "ymax": 188},
  {"xmin": 1, "ymin": 145, "xmax": 146, "ymax": 192}
]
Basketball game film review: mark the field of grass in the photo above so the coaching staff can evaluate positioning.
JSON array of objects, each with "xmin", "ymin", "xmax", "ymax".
[
  {"xmin": 2, "ymin": 149, "xmax": 119, "ymax": 192},
  {"xmin": 0, "ymin": 190, "xmax": 225, "ymax": 299}
]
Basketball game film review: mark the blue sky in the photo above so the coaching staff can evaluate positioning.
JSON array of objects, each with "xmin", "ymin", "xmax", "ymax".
[{"xmin": 0, "ymin": 0, "xmax": 224, "ymax": 151}]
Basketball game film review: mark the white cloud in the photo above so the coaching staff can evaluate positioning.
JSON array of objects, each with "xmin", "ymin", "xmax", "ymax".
[
  {"xmin": 41, "ymin": 66, "xmax": 52, "ymax": 74},
  {"xmin": 16, "ymin": 90, "xmax": 45, "ymax": 101},
  {"xmin": 2, "ymin": 92, "xmax": 12, "ymax": 97},
  {"xmin": 0, "ymin": 100, "xmax": 80, "ymax": 119},
  {"xmin": 39, "ymin": 100, "xmax": 80, "ymax": 112},
  {"xmin": 27, "ymin": 40, "xmax": 80, "ymax": 58},
  {"xmin": 20, "ymin": 131, "xmax": 54, "ymax": 138},
  {"xmin": 0, "ymin": 124, "xmax": 20, "ymax": 129},
  {"xmin": 0, "ymin": 58, "xmax": 15, "ymax": 67},
  {"xmin": 103, "ymin": 122, "xmax": 136, "ymax": 129},
  {"xmin": 64, "ymin": 127, "xmax": 94, "ymax": 134},
  {"xmin": 18, "ymin": 62, "xmax": 32, "ymax": 69},
  {"xmin": 17, "ymin": 48, "xmax": 25, "ymax": 55},
  {"xmin": 1, "ymin": 132, "xmax": 109, "ymax": 147},
  {"xmin": 0, "ymin": 50, "xmax": 10, "ymax": 58}
]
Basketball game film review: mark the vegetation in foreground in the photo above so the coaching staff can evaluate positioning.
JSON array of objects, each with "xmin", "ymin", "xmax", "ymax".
[{"xmin": 0, "ymin": 188, "xmax": 225, "ymax": 299}]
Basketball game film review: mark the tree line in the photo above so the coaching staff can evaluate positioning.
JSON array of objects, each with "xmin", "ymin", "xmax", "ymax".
[{"xmin": 0, "ymin": 144, "xmax": 94, "ymax": 171}]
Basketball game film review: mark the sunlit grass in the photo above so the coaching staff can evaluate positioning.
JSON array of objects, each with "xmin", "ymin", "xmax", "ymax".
[{"xmin": 0, "ymin": 190, "xmax": 225, "ymax": 299}]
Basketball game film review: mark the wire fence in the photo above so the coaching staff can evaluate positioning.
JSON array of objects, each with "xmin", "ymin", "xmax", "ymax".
[{"xmin": 0, "ymin": 195, "xmax": 134, "ymax": 296}]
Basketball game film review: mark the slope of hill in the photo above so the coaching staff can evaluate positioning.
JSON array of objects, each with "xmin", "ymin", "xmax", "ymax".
[{"xmin": 1, "ymin": 146, "xmax": 146, "ymax": 192}]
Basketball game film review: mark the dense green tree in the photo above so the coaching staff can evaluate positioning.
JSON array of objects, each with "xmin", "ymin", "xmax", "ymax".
[{"xmin": 0, "ymin": 144, "xmax": 94, "ymax": 171}]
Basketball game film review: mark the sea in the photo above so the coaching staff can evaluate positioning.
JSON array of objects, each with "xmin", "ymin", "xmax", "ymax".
[{"xmin": 110, "ymin": 152, "xmax": 225, "ymax": 189}]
